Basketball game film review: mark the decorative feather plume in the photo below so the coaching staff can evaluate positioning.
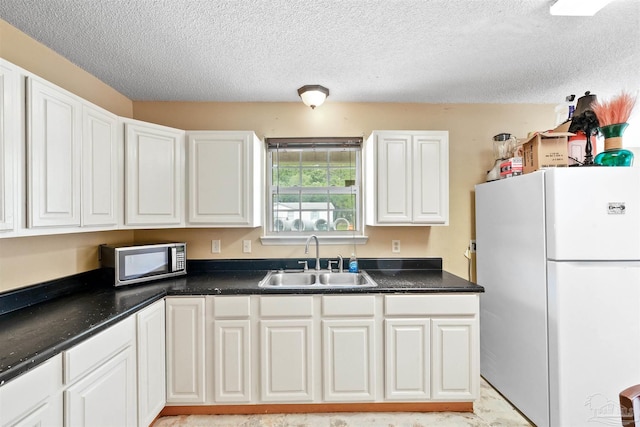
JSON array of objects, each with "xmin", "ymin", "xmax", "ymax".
[{"xmin": 591, "ymin": 91, "xmax": 637, "ymax": 126}]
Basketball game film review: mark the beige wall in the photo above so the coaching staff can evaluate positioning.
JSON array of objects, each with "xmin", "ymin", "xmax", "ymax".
[
  {"xmin": 0, "ymin": 231, "xmax": 134, "ymax": 292},
  {"xmin": 0, "ymin": 18, "xmax": 556, "ymax": 292},
  {"xmin": 132, "ymin": 101, "xmax": 555, "ymax": 279},
  {"xmin": 0, "ymin": 18, "xmax": 132, "ymax": 117}
]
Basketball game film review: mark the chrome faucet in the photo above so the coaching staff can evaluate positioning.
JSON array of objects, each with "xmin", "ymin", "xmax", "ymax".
[
  {"xmin": 336, "ymin": 254, "xmax": 343, "ymax": 273},
  {"xmin": 304, "ymin": 235, "xmax": 321, "ymax": 271}
]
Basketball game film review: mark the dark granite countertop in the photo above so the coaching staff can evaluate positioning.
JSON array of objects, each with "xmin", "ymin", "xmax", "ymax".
[{"xmin": 0, "ymin": 258, "xmax": 483, "ymax": 386}]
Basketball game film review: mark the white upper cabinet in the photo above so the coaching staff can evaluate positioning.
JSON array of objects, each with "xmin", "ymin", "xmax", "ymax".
[
  {"xmin": 365, "ymin": 131, "xmax": 449, "ymax": 225},
  {"xmin": 186, "ymin": 131, "xmax": 263, "ymax": 227},
  {"xmin": 124, "ymin": 119, "xmax": 185, "ymax": 226},
  {"xmin": 0, "ymin": 60, "xmax": 20, "ymax": 234},
  {"xmin": 81, "ymin": 104, "xmax": 119, "ymax": 227},
  {"xmin": 27, "ymin": 77, "xmax": 82, "ymax": 228}
]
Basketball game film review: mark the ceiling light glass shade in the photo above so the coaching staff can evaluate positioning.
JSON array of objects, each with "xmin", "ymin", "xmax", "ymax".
[
  {"xmin": 550, "ymin": 0, "xmax": 615, "ymax": 16},
  {"xmin": 297, "ymin": 85, "xmax": 329, "ymax": 109}
]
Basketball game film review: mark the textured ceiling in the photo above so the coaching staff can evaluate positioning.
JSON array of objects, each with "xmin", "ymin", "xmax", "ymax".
[{"xmin": 1, "ymin": 0, "xmax": 639, "ymax": 104}]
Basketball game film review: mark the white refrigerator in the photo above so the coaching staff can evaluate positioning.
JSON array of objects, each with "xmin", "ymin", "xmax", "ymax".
[{"xmin": 476, "ymin": 168, "xmax": 640, "ymax": 427}]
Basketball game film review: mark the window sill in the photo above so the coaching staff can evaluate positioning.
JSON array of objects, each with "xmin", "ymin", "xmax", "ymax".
[{"xmin": 260, "ymin": 235, "xmax": 369, "ymax": 246}]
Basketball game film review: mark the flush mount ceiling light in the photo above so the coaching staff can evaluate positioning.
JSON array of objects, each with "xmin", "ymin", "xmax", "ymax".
[
  {"xmin": 550, "ymin": 0, "xmax": 616, "ymax": 16},
  {"xmin": 297, "ymin": 85, "xmax": 329, "ymax": 109}
]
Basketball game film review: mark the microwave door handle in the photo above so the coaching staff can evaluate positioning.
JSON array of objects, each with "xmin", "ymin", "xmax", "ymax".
[{"xmin": 170, "ymin": 247, "xmax": 177, "ymax": 272}]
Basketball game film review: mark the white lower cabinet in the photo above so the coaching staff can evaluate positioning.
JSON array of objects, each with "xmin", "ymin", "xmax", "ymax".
[
  {"xmin": 384, "ymin": 294, "xmax": 480, "ymax": 402},
  {"xmin": 259, "ymin": 296, "xmax": 315, "ymax": 402},
  {"xmin": 63, "ymin": 316, "xmax": 137, "ymax": 427},
  {"xmin": 431, "ymin": 318, "xmax": 477, "ymax": 400},
  {"xmin": 166, "ymin": 293, "xmax": 479, "ymax": 407},
  {"xmin": 385, "ymin": 318, "xmax": 431, "ymax": 400},
  {"xmin": 321, "ymin": 295, "xmax": 377, "ymax": 402},
  {"xmin": 0, "ymin": 354, "xmax": 63, "ymax": 427},
  {"xmin": 137, "ymin": 300, "xmax": 166, "ymax": 426},
  {"xmin": 165, "ymin": 297, "xmax": 206, "ymax": 404},
  {"xmin": 64, "ymin": 347, "xmax": 136, "ymax": 427},
  {"xmin": 208, "ymin": 296, "xmax": 252, "ymax": 403}
]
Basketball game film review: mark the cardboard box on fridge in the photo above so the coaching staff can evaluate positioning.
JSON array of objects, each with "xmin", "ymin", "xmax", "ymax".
[{"xmin": 522, "ymin": 132, "xmax": 573, "ymax": 174}]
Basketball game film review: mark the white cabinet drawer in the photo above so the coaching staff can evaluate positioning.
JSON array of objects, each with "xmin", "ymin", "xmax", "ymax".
[
  {"xmin": 385, "ymin": 294, "xmax": 478, "ymax": 316},
  {"xmin": 260, "ymin": 296, "xmax": 314, "ymax": 317},
  {"xmin": 322, "ymin": 295, "xmax": 375, "ymax": 317},
  {"xmin": 64, "ymin": 316, "xmax": 135, "ymax": 384},
  {"xmin": 211, "ymin": 296, "xmax": 251, "ymax": 318},
  {"xmin": 0, "ymin": 354, "xmax": 63, "ymax": 426}
]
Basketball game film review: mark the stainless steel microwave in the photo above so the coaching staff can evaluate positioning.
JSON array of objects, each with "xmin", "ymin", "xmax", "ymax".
[{"xmin": 100, "ymin": 243, "xmax": 186, "ymax": 286}]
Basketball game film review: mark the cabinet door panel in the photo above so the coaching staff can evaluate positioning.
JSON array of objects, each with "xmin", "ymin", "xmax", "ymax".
[
  {"xmin": 165, "ymin": 297, "xmax": 205, "ymax": 403},
  {"xmin": 214, "ymin": 319, "xmax": 251, "ymax": 402},
  {"xmin": 0, "ymin": 60, "xmax": 19, "ymax": 232},
  {"xmin": 385, "ymin": 319, "xmax": 431, "ymax": 400},
  {"xmin": 4, "ymin": 396, "xmax": 62, "ymax": 427},
  {"xmin": 260, "ymin": 319, "xmax": 313, "ymax": 402},
  {"xmin": 322, "ymin": 319, "xmax": 375, "ymax": 401},
  {"xmin": 27, "ymin": 78, "xmax": 81, "ymax": 228},
  {"xmin": 376, "ymin": 135, "xmax": 412, "ymax": 223},
  {"xmin": 82, "ymin": 105, "xmax": 118, "ymax": 227},
  {"xmin": 125, "ymin": 122, "xmax": 183, "ymax": 225},
  {"xmin": 413, "ymin": 134, "xmax": 448, "ymax": 224},
  {"xmin": 432, "ymin": 318, "xmax": 478, "ymax": 400},
  {"xmin": 65, "ymin": 347, "xmax": 136, "ymax": 427},
  {"xmin": 0, "ymin": 354, "xmax": 63, "ymax": 427},
  {"xmin": 187, "ymin": 132, "xmax": 262, "ymax": 226},
  {"xmin": 137, "ymin": 300, "xmax": 166, "ymax": 426}
]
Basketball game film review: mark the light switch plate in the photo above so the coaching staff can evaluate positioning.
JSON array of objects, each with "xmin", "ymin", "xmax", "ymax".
[
  {"xmin": 242, "ymin": 240, "xmax": 252, "ymax": 253},
  {"xmin": 211, "ymin": 240, "xmax": 221, "ymax": 253}
]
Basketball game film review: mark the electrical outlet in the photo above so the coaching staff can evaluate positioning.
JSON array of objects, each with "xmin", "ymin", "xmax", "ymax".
[
  {"xmin": 211, "ymin": 240, "xmax": 221, "ymax": 254},
  {"xmin": 392, "ymin": 240, "xmax": 401, "ymax": 253},
  {"xmin": 242, "ymin": 239, "xmax": 252, "ymax": 253},
  {"xmin": 470, "ymin": 239, "xmax": 476, "ymax": 253}
]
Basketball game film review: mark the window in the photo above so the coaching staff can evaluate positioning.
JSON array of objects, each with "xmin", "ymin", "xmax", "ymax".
[{"xmin": 265, "ymin": 137, "xmax": 362, "ymax": 237}]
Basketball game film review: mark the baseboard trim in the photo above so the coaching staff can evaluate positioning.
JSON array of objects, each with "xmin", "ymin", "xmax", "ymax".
[{"xmin": 159, "ymin": 401, "xmax": 473, "ymax": 416}]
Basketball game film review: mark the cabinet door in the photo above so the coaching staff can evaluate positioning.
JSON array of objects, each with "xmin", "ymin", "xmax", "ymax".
[
  {"xmin": 431, "ymin": 318, "xmax": 478, "ymax": 400},
  {"xmin": 260, "ymin": 319, "xmax": 314, "ymax": 402},
  {"xmin": 0, "ymin": 354, "xmax": 63, "ymax": 427},
  {"xmin": 137, "ymin": 300, "xmax": 166, "ymax": 427},
  {"xmin": 187, "ymin": 131, "xmax": 262, "ymax": 226},
  {"xmin": 385, "ymin": 318, "xmax": 431, "ymax": 400},
  {"xmin": 65, "ymin": 346, "xmax": 136, "ymax": 427},
  {"xmin": 213, "ymin": 319, "xmax": 251, "ymax": 402},
  {"xmin": 124, "ymin": 120, "xmax": 184, "ymax": 226},
  {"xmin": 81, "ymin": 104, "xmax": 118, "ymax": 227},
  {"xmin": 322, "ymin": 319, "xmax": 375, "ymax": 401},
  {"xmin": 412, "ymin": 132, "xmax": 448, "ymax": 224},
  {"xmin": 375, "ymin": 134, "xmax": 412, "ymax": 224},
  {"xmin": 0, "ymin": 60, "xmax": 19, "ymax": 233},
  {"xmin": 165, "ymin": 297, "xmax": 206, "ymax": 403},
  {"xmin": 27, "ymin": 78, "xmax": 82, "ymax": 228}
]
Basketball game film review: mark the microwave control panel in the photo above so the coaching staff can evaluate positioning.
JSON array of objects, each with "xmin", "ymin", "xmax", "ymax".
[{"xmin": 175, "ymin": 248, "xmax": 186, "ymax": 271}]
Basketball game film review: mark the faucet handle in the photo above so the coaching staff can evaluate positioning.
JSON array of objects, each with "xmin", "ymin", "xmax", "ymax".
[
  {"xmin": 328, "ymin": 260, "xmax": 338, "ymax": 272},
  {"xmin": 298, "ymin": 260, "xmax": 309, "ymax": 272}
]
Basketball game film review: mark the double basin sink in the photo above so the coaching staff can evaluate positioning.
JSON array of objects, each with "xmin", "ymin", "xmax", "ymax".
[{"xmin": 259, "ymin": 270, "xmax": 377, "ymax": 289}]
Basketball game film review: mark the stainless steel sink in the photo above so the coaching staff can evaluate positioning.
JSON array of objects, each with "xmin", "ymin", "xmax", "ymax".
[{"xmin": 258, "ymin": 270, "xmax": 377, "ymax": 288}]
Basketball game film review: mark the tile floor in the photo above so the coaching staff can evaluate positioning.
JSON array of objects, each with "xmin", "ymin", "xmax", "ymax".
[{"xmin": 153, "ymin": 378, "xmax": 533, "ymax": 427}]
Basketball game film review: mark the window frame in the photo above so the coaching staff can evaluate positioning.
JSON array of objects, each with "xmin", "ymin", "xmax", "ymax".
[{"xmin": 261, "ymin": 137, "xmax": 367, "ymax": 244}]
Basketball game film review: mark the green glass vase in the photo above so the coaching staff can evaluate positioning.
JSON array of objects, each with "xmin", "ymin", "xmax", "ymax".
[{"xmin": 594, "ymin": 123, "xmax": 634, "ymax": 167}]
